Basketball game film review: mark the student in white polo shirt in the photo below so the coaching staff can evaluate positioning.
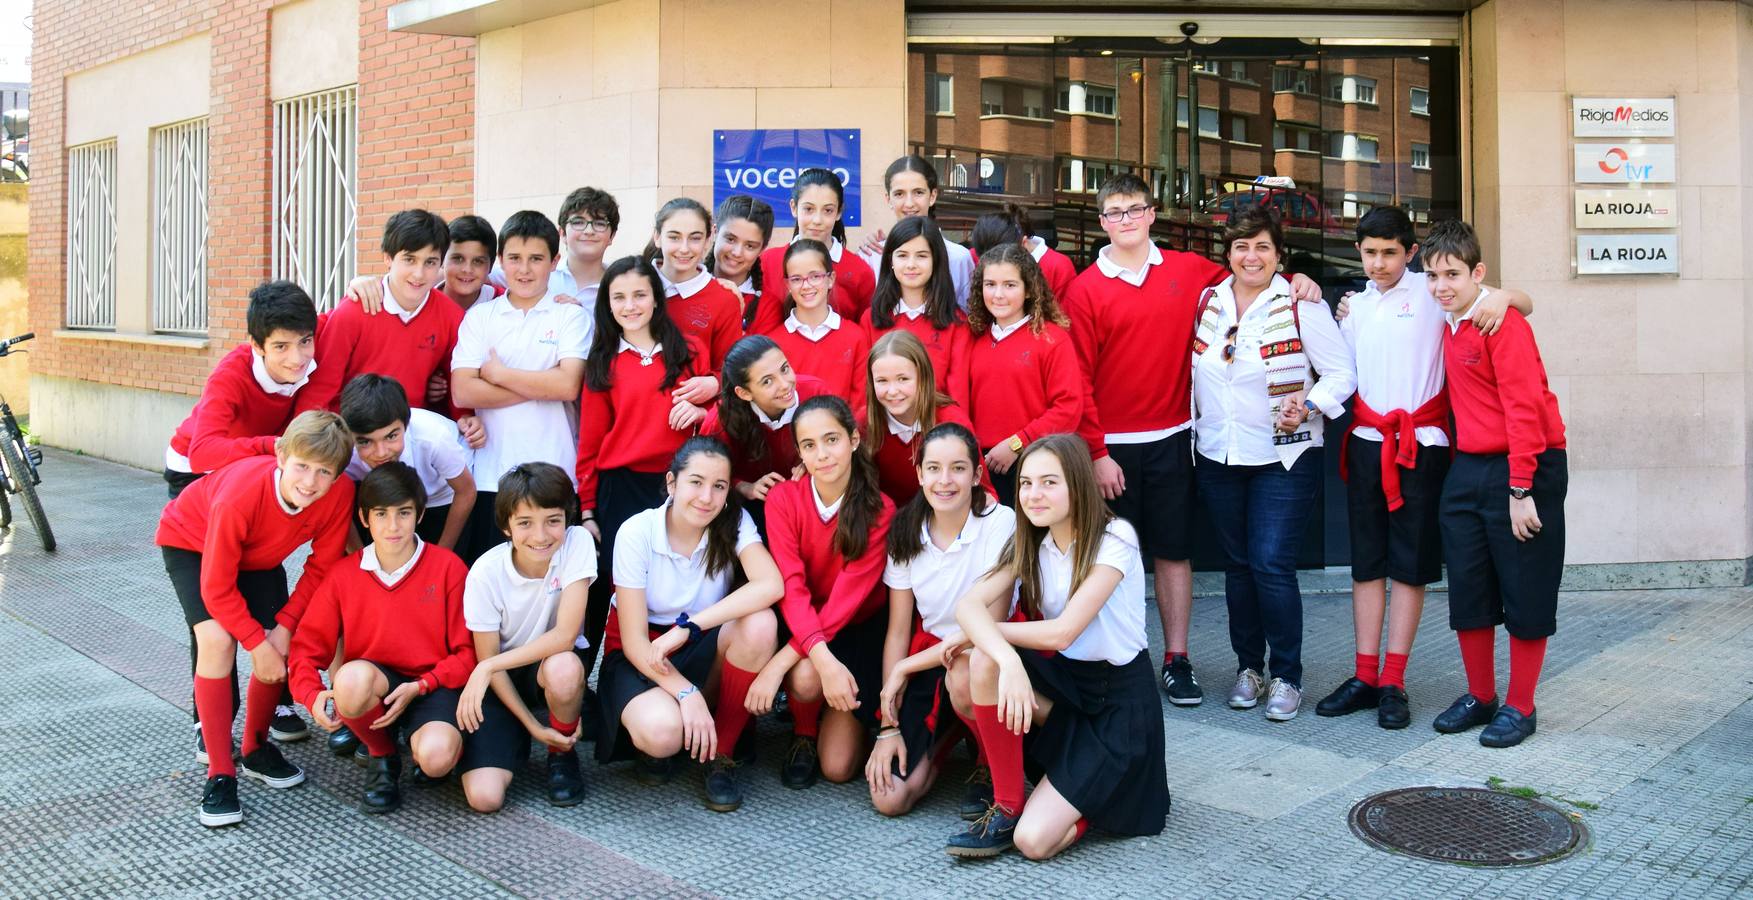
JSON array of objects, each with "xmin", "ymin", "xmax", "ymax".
[
  {"xmin": 594, "ymin": 437, "xmax": 784, "ymax": 813},
  {"xmin": 869, "ymin": 423, "xmax": 1015, "ymax": 821},
  {"xmin": 450, "ymin": 211, "xmax": 589, "ymax": 564},
  {"xmin": 455, "ymin": 462, "xmax": 597, "ymax": 812},
  {"xmin": 339, "ymin": 374, "xmax": 477, "ymax": 553}
]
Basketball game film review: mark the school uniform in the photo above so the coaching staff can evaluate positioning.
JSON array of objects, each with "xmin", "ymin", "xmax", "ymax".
[
  {"xmin": 882, "ymin": 506, "xmax": 1015, "ymax": 770},
  {"xmin": 698, "ymin": 374, "xmax": 831, "ymax": 535},
  {"xmin": 297, "ymin": 282, "xmax": 466, "ymax": 418},
  {"xmin": 459, "ymin": 526, "xmax": 599, "ymax": 773},
  {"xmin": 660, "ymin": 267, "xmax": 744, "ymax": 372},
  {"xmin": 1061, "ymin": 244, "xmax": 1228, "ymax": 560},
  {"xmin": 967, "ymin": 317, "xmax": 1085, "ymax": 505},
  {"xmin": 1012, "ymin": 519, "xmax": 1169, "ymax": 836},
  {"xmin": 752, "ymin": 237, "xmax": 877, "ymax": 333},
  {"xmin": 344, "ymin": 408, "xmax": 471, "ymax": 547},
  {"xmin": 548, "ymin": 261, "xmax": 603, "ymax": 349},
  {"xmin": 1026, "ymin": 237, "xmax": 1078, "ymax": 304},
  {"xmin": 858, "ymin": 235, "xmax": 977, "ymax": 310},
  {"xmin": 595, "ymin": 503, "xmax": 764, "ymax": 762},
  {"xmin": 869, "ymin": 403, "xmax": 990, "ymax": 507},
  {"xmin": 858, "ymin": 302, "xmax": 974, "ymax": 407},
  {"xmin": 763, "ymin": 309, "xmax": 871, "ymax": 413},
  {"xmin": 438, "ymin": 280, "xmax": 503, "ymax": 313},
  {"xmin": 450, "ymin": 291, "xmax": 590, "ymax": 561},
  {"xmin": 164, "ymin": 344, "xmax": 314, "ymax": 494},
  {"xmin": 735, "ymin": 277, "xmax": 760, "ymax": 331},
  {"xmin": 1339, "ymin": 270, "xmax": 1452, "ymax": 586}
]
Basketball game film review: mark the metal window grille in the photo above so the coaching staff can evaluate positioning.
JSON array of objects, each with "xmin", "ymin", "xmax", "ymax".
[
  {"xmin": 66, "ymin": 139, "xmax": 118, "ymax": 329},
  {"xmin": 151, "ymin": 118, "xmax": 209, "ymax": 334},
  {"xmin": 272, "ymin": 85, "xmax": 357, "ymax": 313}
]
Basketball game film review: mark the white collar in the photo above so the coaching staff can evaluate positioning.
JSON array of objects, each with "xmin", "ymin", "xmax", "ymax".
[
  {"xmin": 252, "ymin": 351, "xmax": 316, "ymax": 397},
  {"xmin": 887, "ymin": 413, "xmax": 921, "ymax": 443},
  {"xmin": 895, "ymin": 298, "xmax": 928, "ymax": 320},
  {"xmin": 618, "ymin": 338, "xmax": 662, "ymax": 366},
  {"xmin": 437, "ymin": 279, "xmax": 494, "ymax": 308},
  {"xmin": 990, "ymin": 315, "xmax": 1031, "ymax": 342},
  {"xmin": 361, "ymin": 537, "xmax": 425, "ymax": 586},
  {"xmin": 734, "ymin": 276, "xmax": 756, "ymax": 295},
  {"xmin": 493, "ymin": 291, "xmax": 556, "ymax": 316},
  {"xmin": 790, "ymin": 233, "xmax": 844, "ymax": 263},
  {"xmin": 1446, "ymin": 286, "xmax": 1487, "ymax": 334},
  {"xmin": 1362, "ymin": 268, "xmax": 1416, "ymax": 300},
  {"xmin": 784, "ymin": 308, "xmax": 842, "ymax": 340},
  {"xmin": 652, "ymin": 500, "xmax": 711, "ymax": 561},
  {"xmin": 918, "ymin": 512, "xmax": 977, "ymax": 553},
  {"xmin": 1026, "ymin": 236, "xmax": 1048, "ymax": 262},
  {"xmin": 1214, "ymin": 274, "xmax": 1290, "ymax": 320},
  {"xmin": 271, "ymin": 468, "xmax": 303, "ymax": 515},
  {"xmin": 1094, "ymin": 243, "xmax": 1163, "ymax": 287},
  {"xmin": 662, "ymin": 266, "xmax": 713, "ymax": 299},
  {"xmin": 812, "ymin": 479, "xmax": 844, "ymax": 522},
  {"xmin": 382, "ymin": 276, "xmax": 429, "ymax": 323},
  {"xmin": 753, "ymin": 393, "xmax": 800, "ymax": 430}
]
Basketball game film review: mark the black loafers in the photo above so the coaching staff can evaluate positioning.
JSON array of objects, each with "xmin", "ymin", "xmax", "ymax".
[
  {"xmin": 1376, "ymin": 685, "xmax": 1410, "ymax": 730},
  {"xmin": 1433, "ymin": 693, "xmax": 1499, "ymax": 734},
  {"xmin": 1315, "ymin": 677, "xmax": 1380, "ymax": 717},
  {"xmin": 1479, "ymin": 705, "xmax": 1537, "ymax": 748}
]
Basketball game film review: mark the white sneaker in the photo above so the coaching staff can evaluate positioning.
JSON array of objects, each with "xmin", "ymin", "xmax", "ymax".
[
  {"xmin": 1265, "ymin": 678, "xmax": 1302, "ymax": 722},
  {"xmin": 1229, "ymin": 669, "xmax": 1265, "ymax": 709}
]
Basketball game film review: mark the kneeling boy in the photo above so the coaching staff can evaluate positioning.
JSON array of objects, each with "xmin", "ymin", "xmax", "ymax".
[{"xmin": 340, "ymin": 373, "xmax": 478, "ymax": 552}]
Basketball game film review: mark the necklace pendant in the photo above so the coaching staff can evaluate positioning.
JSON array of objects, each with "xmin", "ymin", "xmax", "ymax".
[{"xmin": 640, "ymin": 356, "xmax": 653, "ymax": 366}]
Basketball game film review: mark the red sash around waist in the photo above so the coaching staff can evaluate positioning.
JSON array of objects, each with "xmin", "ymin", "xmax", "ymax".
[{"xmin": 1342, "ymin": 392, "xmax": 1451, "ymax": 512}]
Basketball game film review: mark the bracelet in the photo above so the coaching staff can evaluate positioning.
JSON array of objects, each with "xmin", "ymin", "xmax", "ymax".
[
  {"xmin": 875, "ymin": 727, "xmax": 902, "ymax": 740},
  {"xmin": 675, "ymin": 684, "xmax": 697, "ymax": 702}
]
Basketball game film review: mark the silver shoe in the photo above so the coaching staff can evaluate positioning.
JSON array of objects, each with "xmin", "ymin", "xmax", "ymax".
[
  {"xmin": 1228, "ymin": 669, "xmax": 1265, "ymax": 709},
  {"xmin": 1265, "ymin": 678, "xmax": 1302, "ymax": 722}
]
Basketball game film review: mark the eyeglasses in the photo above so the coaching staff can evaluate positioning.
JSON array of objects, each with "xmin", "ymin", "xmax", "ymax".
[
  {"xmin": 786, "ymin": 272, "xmax": 832, "ymax": 289},
  {"xmin": 1221, "ymin": 325, "xmax": 1240, "ymax": 364},
  {"xmin": 565, "ymin": 218, "xmax": 613, "ymax": 234},
  {"xmin": 1098, "ymin": 204, "xmax": 1153, "ymax": 224}
]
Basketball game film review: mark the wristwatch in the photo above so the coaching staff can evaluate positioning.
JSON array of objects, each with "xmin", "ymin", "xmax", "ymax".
[
  {"xmin": 1509, "ymin": 486, "xmax": 1532, "ymax": 500},
  {"xmin": 1303, "ymin": 400, "xmax": 1319, "ymax": 419},
  {"xmin": 675, "ymin": 612, "xmax": 703, "ymax": 641},
  {"xmin": 1007, "ymin": 435, "xmax": 1025, "ymax": 453}
]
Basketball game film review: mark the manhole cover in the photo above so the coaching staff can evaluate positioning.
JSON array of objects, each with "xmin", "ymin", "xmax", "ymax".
[{"xmin": 1348, "ymin": 787, "xmax": 1588, "ymax": 868}]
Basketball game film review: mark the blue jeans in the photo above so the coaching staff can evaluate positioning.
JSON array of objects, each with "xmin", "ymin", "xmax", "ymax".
[{"xmin": 1195, "ymin": 450, "xmax": 1322, "ymax": 688}]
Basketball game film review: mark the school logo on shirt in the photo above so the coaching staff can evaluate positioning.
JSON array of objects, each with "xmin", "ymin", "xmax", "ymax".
[
  {"xmin": 1018, "ymin": 349, "xmax": 1033, "ymax": 366},
  {"xmin": 539, "ymin": 329, "xmax": 558, "ymax": 346},
  {"xmin": 1397, "ymin": 301, "xmax": 1415, "ymax": 319},
  {"xmin": 419, "ymin": 333, "xmax": 439, "ymax": 349},
  {"xmin": 421, "ymin": 584, "xmax": 437, "ymax": 604},
  {"xmin": 1455, "ymin": 345, "xmax": 1483, "ymax": 366}
]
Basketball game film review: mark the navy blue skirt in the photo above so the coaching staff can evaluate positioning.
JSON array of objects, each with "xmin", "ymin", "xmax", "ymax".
[{"xmin": 1018, "ymin": 650, "xmax": 1169, "ymax": 836}]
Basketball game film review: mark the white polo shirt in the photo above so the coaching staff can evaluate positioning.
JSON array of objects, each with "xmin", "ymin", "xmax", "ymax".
[
  {"xmin": 451, "ymin": 292, "xmax": 590, "ymax": 490},
  {"xmin": 345, "ymin": 408, "xmax": 470, "ymax": 506},
  {"xmin": 612, "ymin": 502, "xmax": 763, "ymax": 624},
  {"xmin": 1341, "ymin": 269, "xmax": 1450, "ymax": 448},
  {"xmin": 884, "ymin": 506, "xmax": 1017, "ymax": 639},
  {"xmin": 1039, "ymin": 519, "xmax": 1147, "ymax": 665},
  {"xmin": 464, "ymin": 525, "xmax": 599, "ymax": 652}
]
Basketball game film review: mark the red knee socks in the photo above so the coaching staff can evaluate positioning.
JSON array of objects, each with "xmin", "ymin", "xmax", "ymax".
[
  {"xmin": 342, "ymin": 704, "xmax": 397, "ymax": 757},
  {"xmin": 1505, "ymin": 636, "xmax": 1547, "ymax": 716},
  {"xmin": 1379, "ymin": 652, "xmax": 1410, "ymax": 690},
  {"xmin": 714, "ymin": 663, "xmax": 759, "ymax": 753},
  {"xmin": 239, "ymin": 676, "xmax": 281, "ymax": 757},
  {"xmin": 548, "ymin": 712, "xmax": 578, "ymax": 754},
  {"xmin": 973, "ymin": 703, "xmax": 1024, "ymax": 815},
  {"xmin": 1355, "ymin": 653, "xmax": 1380, "ymax": 687},
  {"xmin": 194, "ymin": 675, "xmax": 237, "ymax": 777},
  {"xmin": 1456, "ymin": 627, "xmax": 1497, "ymax": 703},
  {"xmin": 790, "ymin": 695, "xmax": 823, "ymax": 739},
  {"xmin": 1072, "ymin": 817, "xmax": 1090, "ymax": 843}
]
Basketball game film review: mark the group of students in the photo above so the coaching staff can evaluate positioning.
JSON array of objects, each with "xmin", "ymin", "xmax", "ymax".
[{"xmin": 155, "ymin": 156, "xmax": 1567, "ymax": 860}]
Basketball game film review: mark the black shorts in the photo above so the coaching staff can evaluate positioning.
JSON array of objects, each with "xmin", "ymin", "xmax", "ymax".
[
  {"xmin": 163, "ymin": 546, "xmax": 289, "ymax": 633},
  {"xmin": 360, "ymin": 661, "xmax": 464, "ymax": 737},
  {"xmin": 594, "ymin": 625, "xmax": 723, "ymax": 764},
  {"xmin": 164, "ymin": 468, "xmax": 202, "ymax": 499},
  {"xmin": 458, "ymin": 662, "xmax": 548, "ymax": 774},
  {"xmin": 1104, "ymin": 430, "xmax": 1196, "ymax": 561},
  {"xmin": 1346, "ymin": 437, "xmax": 1450, "ymax": 586},
  {"xmin": 1439, "ymin": 450, "xmax": 1567, "ymax": 640},
  {"xmin": 457, "ymin": 491, "xmax": 506, "ymax": 567}
]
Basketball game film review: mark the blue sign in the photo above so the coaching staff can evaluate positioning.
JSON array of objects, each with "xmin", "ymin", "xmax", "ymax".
[{"xmin": 713, "ymin": 129, "xmax": 861, "ymax": 228}]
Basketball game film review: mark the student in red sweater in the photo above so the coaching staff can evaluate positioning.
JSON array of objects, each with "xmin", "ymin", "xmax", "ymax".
[
  {"xmin": 863, "ymin": 329, "xmax": 983, "ymax": 506},
  {"xmin": 746, "ymin": 396, "xmax": 895, "ymax": 789},
  {"xmin": 650, "ymin": 197, "xmax": 744, "ymax": 374},
  {"xmin": 856, "ymin": 155, "xmax": 977, "ymax": 308},
  {"xmin": 290, "ymin": 462, "xmax": 476, "ymax": 813},
  {"xmin": 710, "ymin": 195, "xmax": 774, "ymax": 328},
  {"xmin": 155, "ymin": 411, "xmax": 356, "ymax": 828},
  {"xmin": 966, "ymin": 244, "xmax": 1085, "ymax": 507},
  {"xmin": 967, "ymin": 203, "xmax": 1078, "ymax": 304},
  {"xmin": 750, "ymin": 168, "xmax": 875, "ymax": 332},
  {"xmin": 860, "ymin": 216, "xmax": 971, "ymax": 406},
  {"xmin": 699, "ymin": 336, "xmax": 831, "ymax": 531},
  {"xmin": 762, "ymin": 239, "xmax": 871, "ymax": 411},
  {"xmin": 1423, "ymin": 220, "xmax": 1567, "ymax": 750}
]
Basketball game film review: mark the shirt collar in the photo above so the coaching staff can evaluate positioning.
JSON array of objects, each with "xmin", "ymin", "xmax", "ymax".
[
  {"xmin": 790, "ymin": 233, "xmax": 844, "ymax": 263},
  {"xmin": 1362, "ymin": 268, "xmax": 1415, "ymax": 300},
  {"xmin": 784, "ymin": 308, "xmax": 842, "ymax": 340},
  {"xmin": 895, "ymin": 299, "xmax": 928, "ymax": 320},
  {"xmin": 887, "ymin": 413, "xmax": 921, "ymax": 443},
  {"xmin": 382, "ymin": 276, "xmax": 428, "ymax": 323},
  {"xmin": 662, "ymin": 267, "xmax": 713, "ymax": 299},
  {"xmin": 990, "ymin": 315, "xmax": 1031, "ymax": 342},
  {"xmin": 917, "ymin": 512, "xmax": 978, "ymax": 553},
  {"xmin": 652, "ymin": 499, "xmax": 711, "ymax": 562},
  {"xmin": 812, "ymin": 479, "xmax": 844, "ymax": 523},
  {"xmin": 735, "ymin": 276, "xmax": 756, "ymax": 295},
  {"xmin": 252, "ymin": 351, "xmax": 316, "ymax": 397},
  {"xmin": 618, "ymin": 338, "xmax": 662, "ymax": 365},
  {"xmin": 360, "ymin": 537, "xmax": 425, "ymax": 586},
  {"xmin": 271, "ymin": 467, "xmax": 303, "ymax": 515},
  {"xmin": 1026, "ymin": 236, "xmax": 1048, "ymax": 262},
  {"xmin": 1446, "ymin": 286, "xmax": 1488, "ymax": 334},
  {"xmin": 753, "ymin": 393, "xmax": 800, "ymax": 430},
  {"xmin": 1094, "ymin": 243, "xmax": 1163, "ymax": 286},
  {"xmin": 494, "ymin": 291, "xmax": 557, "ymax": 315}
]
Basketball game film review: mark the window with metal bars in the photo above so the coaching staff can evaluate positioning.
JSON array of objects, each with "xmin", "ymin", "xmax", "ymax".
[
  {"xmin": 151, "ymin": 118, "xmax": 209, "ymax": 334},
  {"xmin": 66, "ymin": 139, "xmax": 118, "ymax": 330},
  {"xmin": 272, "ymin": 85, "xmax": 358, "ymax": 313}
]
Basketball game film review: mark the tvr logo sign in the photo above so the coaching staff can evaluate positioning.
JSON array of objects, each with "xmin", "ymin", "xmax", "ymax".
[
  {"xmin": 1595, "ymin": 147, "xmax": 1652, "ymax": 181},
  {"xmin": 1574, "ymin": 143, "xmax": 1674, "ymax": 185}
]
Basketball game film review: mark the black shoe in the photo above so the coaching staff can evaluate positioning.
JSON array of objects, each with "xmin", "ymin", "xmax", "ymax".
[
  {"xmin": 546, "ymin": 749, "xmax": 586, "ymax": 806},
  {"xmin": 959, "ymin": 764, "xmax": 994, "ymax": 821},
  {"xmin": 1377, "ymin": 686, "xmax": 1411, "ymax": 730},
  {"xmin": 634, "ymin": 752, "xmax": 678, "ymax": 787},
  {"xmin": 780, "ymin": 736, "xmax": 818, "ymax": 789},
  {"xmin": 328, "ymin": 725, "xmax": 361, "ymax": 757},
  {"xmin": 239, "ymin": 744, "xmax": 307, "ymax": 789},
  {"xmin": 945, "ymin": 803, "xmax": 1020, "ymax": 858},
  {"xmin": 268, "ymin": 705, "xmax": 310, "ymax": 742},
  {"xmin": 1433, "ymin": 693, "xmax": 1499, "ymax": 734},
  {"xmin": 361, "ymin": 753, "xmax": 402, "ymax": 814},
  {"xmin": 354, "ymin": 744, "xmax": 369, "ymax": 767},
  {"xmin": 199, "ymin": 775, "xmax": 243, "ymax": 828},
  {"xmin": 732, "ymin": 727, "xmax": 756, "ymax": 766},
  {"xmin": 702, "ymin": 757, "xmax": 744, "ymax": 812},
  {"xmin": 774, "ymin": 690, "xmax": 791, "ymax": 723},
  {"xmin": 1315, "ymin": 677, "xmax": 1381, "ymax": 717},
  {"xmin": 1162, "ymin": 657, "xmax": 1204, "ymax": 707},
  {"xmin": 410, "ymin": 765, "xmax": 443, "ymax": 788},
  {"xmin": 1479, "ymin": 705, "xmax": 1537, "ymax": 748}
]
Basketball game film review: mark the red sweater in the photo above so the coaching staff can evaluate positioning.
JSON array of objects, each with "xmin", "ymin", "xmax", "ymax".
[
  {"xmin": 766, "ymin": 476, "xmax": 894, "ymax": 656},
  {"xmin": 667, "ymin": 279, "xmax": 744, "ymax": 372},
  {"xmin": 168, "ymin": 344, "xmax": 298, "ymax": 473},
  {"xmin": 296, "ymin": 287, "xmax": 464, "ymax": 415},
  {"xmin": 1061, "ymin": 251, "xmax": 1227, "ymax": 457},
  {"xmin": 763, "ymin": 318, "xmax": 871, "ymax": 414},
  {"xmin": 575, "ymin": 337, "xmax": 709, "ymax": 511},
  {"xmin": 859, "ymin": 309, "xmax": 973, "ymax": 408},
  {"xmin": 1442, "ymin": 308, "xmax": 1567, "ymax": 488},
  {"xmin": 699, "ymin": 375, "xmax": 832, "ymax": 487},
  {"xmin": 968, "ymin": 321, "xmax": 1087, "ymax": 451},
  {"xmin": 155, "ymin": 455, "xmax": 355, "ymax": 650},
  {"xmin": 287, "ymin": 544, "xmax": 476, "ymax": 709},
  {"xmin": 870, "ymin": 402, "xmax": 995, "ymax": 506},
  {"xmin": 752, "ymin": 245, "xmax": 877, "ymax": 333},
  {"xmin": 1037, "ymin": 247, "xmax": 1078, "ymax": 303}
]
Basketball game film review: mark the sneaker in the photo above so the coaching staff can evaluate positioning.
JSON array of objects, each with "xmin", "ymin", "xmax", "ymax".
[
  {"xmin": 327, "ymin": 725, "xmax": 361, "ymax": 758},
  {"xmin": 1376, "ymin": 686, "xmax": 1411, "ymax": 730},
  {"xmin": 361, "ymin": 753, "xmax": 402, "ymax": 814},
  {"xmin": 194, "ymin": 726, "xmax": 232, "ymax": 766},
  {"xmin": 268, "ymin": 706, "xmax": 310, "ymax": 742},
  {"xmin": 702, "ymin": 757, "xmax": 744, "ymax": 812},
  {"xmin": 945, "ymin": 803, "xmax": 1020, "ymax": 858},
  {"xmin": 198, "ymin": 775, "xmax": 243, "ymax": 828},
  {"xmin": 1228, "ymin": 669, "xmax": 1265, "ymax": 709},
  {"xmin": 1315, "ymin": 677, "xmax": 1380, "ymax": 717},
  {"xmin": 239, "ymin": 744, "xmax": 307, "ymax": 789},
  {"xmin": 1264, "ymin": 678, "xmax": 1302, "ymax": 722},
  {"xmin": 1479, "ymin": 705, "xmax": 1537, "ymax": 748},
  {"xmin": 546, "ymin": 749, "xmax": 586, "ymax": 806},
  {"xmin": 634, "ymin": 752, "xmax": 678, "ymax": 787},
  {"xmin": 780, "ymin": 736, "xmax": 819, "ymax": 789},
  {"xmin": 1162, "ymin": 657, "xmax": 1204, "ymax": 707},
  {"xmin": 1432, "ymin": 693, "xmax": 1499, "ymax": 734},
  {"xmin": 959, "ymin": 764, "xmax": 994, "ymax": 821}
]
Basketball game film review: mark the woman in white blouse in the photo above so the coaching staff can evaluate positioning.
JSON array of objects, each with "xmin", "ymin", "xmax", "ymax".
[{"xmin": 1191, "ymin": 206, "xmax": 1356, "ymax": 723}]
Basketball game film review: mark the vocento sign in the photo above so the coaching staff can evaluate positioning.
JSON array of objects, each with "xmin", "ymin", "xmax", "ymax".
[{"xmin": 1571, "ymin": 97, "xmax": 1675, "ymax": 138}]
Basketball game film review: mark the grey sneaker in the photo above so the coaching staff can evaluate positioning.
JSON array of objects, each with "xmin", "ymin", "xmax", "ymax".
[
  {"xmin": 1228, "ymin": 669, "xmax": 1265, "ymax": 709},
  {"xmin": 1264, "ymin": 678, "xmax": 1302, "ymax": 722}
]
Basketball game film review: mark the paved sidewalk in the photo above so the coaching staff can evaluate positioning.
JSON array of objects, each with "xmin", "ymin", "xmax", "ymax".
[{"xmin": 1, "ymin": 449, "xmax": 1749, "ymax": 899}]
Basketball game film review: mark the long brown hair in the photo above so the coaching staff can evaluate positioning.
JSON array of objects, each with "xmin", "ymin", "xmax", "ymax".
[
  {"xmin": 666, "ymin": 437, "xmax": 743, "ymax": 578},
  {"xmin": 967, "ymin": 243, "xmax": 1069, "ymax": 337},
  {"xmin": 718, "ymin": 335, "xmax": 786, "ymax": 464},
  {"xmin": 863, "ymin": 330, "xmax": 951, "ymax": 455},
  {"xmin": 987, "ymin": 433, "xmax": 1112, "ymax": 619},
  {"xmin": 887, "ymin": 423, "xmax": 991, "ymax": 566},
  {"xmin": 795, "ymin": 395, "xmax": 885, "ymax": 560}
]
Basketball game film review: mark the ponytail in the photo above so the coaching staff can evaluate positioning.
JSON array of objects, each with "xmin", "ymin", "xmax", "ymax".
[{"xmin": 719, "ymin": 335, "xmax": 784, "ymax": 464}]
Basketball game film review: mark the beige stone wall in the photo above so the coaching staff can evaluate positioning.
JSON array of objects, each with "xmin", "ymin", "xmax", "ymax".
[
  {"xmin": 0, "ymin": 185, "xmax": 24, "ymax": 416},
  {"xmin": 474, "ymin": 0, "xmax": 905, "ymax": 258},
  {"xmin": 1468, "ymin": 0, "xmax": 1753, "ymax": 569},
  {"xmin": 270, "ymin": 0, "xmax": 360, "ymax": 100}
]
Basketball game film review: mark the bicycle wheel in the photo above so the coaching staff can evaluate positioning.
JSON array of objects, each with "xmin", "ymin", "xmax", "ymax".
[
  {"xmin": 0, "ymin": 473, "xmax": 10, "ymax": 526},
  {"xmin": 0, "ymin": 434, "xmax": 53, "ymax": 551}
]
